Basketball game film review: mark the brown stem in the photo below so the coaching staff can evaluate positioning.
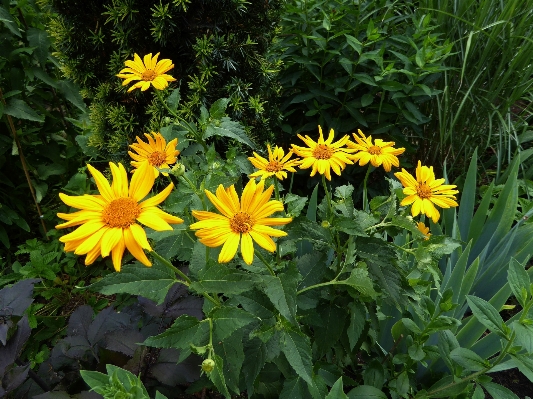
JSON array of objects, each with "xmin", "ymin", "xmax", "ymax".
[{"xmin": 0, "ymin": 87, "xmax": 48, "ymax": 238}]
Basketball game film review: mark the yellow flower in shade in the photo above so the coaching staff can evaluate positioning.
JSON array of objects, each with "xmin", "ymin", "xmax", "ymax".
[
  {"xmin": 116, "ymin": 53, "xmax": 176, "ymax": 92},
  {"xmin": 291, "ymin": 126, "xmax": 358, "ymax": 180},
  {"xmin": 394, "ymin": 161, "xmax": 459, "ymax": 223},
  {"xmin": 129, "ymin": 132, "xmax": 180, "ymax": 177},
  {"xmin": 417, "ymin": 222, "xmax": 431, "ymax": 240},
  {"xmin": 347, "ymin": 129, "xmax": 405, "ymax": 172},
  {"xmin": 190, "ymin": 179, "xmax": 292, "ymax": 265},
  {"xmin": 56, "ymin": 162, "xmax": 183, "ymax": 271},
  {"xmin": 248, "ymin": 144, "xmax": 301, "ymax": 180}
]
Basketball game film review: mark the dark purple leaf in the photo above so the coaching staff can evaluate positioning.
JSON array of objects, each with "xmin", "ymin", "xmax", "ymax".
[
  {"xmin": 4, "ymin": 364, "xmax": 30, "ymax": 393},
  {"xmin": 0, "ymin": 279, "xmax": 40, "ymax": 316},
  {"xmin": 0, "ymin": 316, "xmax": 31, "ymax": 375},
  {"xmin": 149, "ymin": 348, "xmax": 201, "ymax": 386},
  {"xmin": 104, "ymin": 329, "xmax": 144, "ymax": 357},
  {"xmin": 67, "ymin": 305, "xmax": 93, "ymax": 338},
  {"xmin": 87, "ymin": 307, "xmax": 131, "ymax": 345},
  {"xmin": 33, "ymin": 391, "xmax": 72, "ymax": 399},
  {"xmin": 62, "ymin": 335, "xmax": 93, "ymax": 359},
  {"xmin": 0, "ymin": 321, "xmax": 10, "ymax": 346},
  {"xmin": 74, "ymin": 391, "xmax": 103, "ymax": 399},
  {"xmin": 138, "ymin": 283, "xmax": 188, "ymax": 318}
]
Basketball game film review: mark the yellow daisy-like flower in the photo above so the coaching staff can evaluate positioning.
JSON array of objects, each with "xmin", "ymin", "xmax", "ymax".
[
  {"xmin": 417, "ymin": 222, "xmax": 431, "ymax": 240},
  {"xmin": 56, "ymin": 161, "xmax": 183, "ymax": 271},
  {"xmin": 248, "ymin": 144, "xmax": 301, "ymax": 181},
  {"xmin": 291, "ymin": 126, "xmax": 358, "ymax": 180},
  {"xmin": 347, "ymin": 129, "xmax": 405, "ymax": 172},
  {"xmin": 116, "ymin": 53, "xmax": 176, "ymax": 92},
  {"xmin": 129, "ymin": 132, "xmax": 180, "ymax": 177},
  {"xmin": 190, "ymin": 179, "xmax": 292, "ymax": 265},
  {"xmin": 394, "ymin": 161, "xmax": 459, "ymax": 223}
]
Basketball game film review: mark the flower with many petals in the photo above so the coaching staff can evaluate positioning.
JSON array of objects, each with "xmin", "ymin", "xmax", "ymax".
[
  {"xmin": 117, "ymin": 53, "xmax": 176, "ymax": 92},
  {"xmin": 394, "ymin": 161, "xmax": 459, "ymax": 223},
  {"xmin": 248, "ymin": 144, "xmax": 300, "ymax": 181},
  {"xmin": 129, "ymin": 132, "xmax": 180, "ymax": 177},
  {"xmin": 347, "ymin": 130, "xmax": 405, "ymax": 172},
  {"xmin": 291, "ymin": 126, "xmax": 357, "ymax": 180},
  {"xmin": 417, "ymin": 222, "xmax": 431, "ymax": 240},
  {"xmin": 190, "ymin": 179, "xmax": 292, "ymax": 265},
  {"xmin": 56, "ymin": 162, "xmax": 183, "ymax": 271}
]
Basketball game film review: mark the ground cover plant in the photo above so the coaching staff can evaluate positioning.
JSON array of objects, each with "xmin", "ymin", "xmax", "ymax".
[{"xmin": 2, "ymin": 0, "xmax": 533, "ymax": 398}]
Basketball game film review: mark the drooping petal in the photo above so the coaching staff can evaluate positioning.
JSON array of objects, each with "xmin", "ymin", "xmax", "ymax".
[{"xmin": 218, "ymin": 233, "xmax": 240, "ymax": 263}]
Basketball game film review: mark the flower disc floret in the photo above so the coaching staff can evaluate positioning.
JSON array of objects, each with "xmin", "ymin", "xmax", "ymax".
[
  {"xmin": 56, "ymin": 162, "xmax": 183, "ymax": 271},
  {"xmin": 116, "ymin": 53, "xmax": 176, "ymax": 92},
  {"xmin": 248, "ymin": 144, "xmax": 301, "ymax": 181},
  {"xmin": 190, "ymin": 179, "xmax": 292, "ymax": 265},
  {"xmin": 394, "ymin": 161, "xmax": 459, "ymax": 223},
  {"xmin": 129, "ymin": 132, "xmax": 180, "ymax": 177},
  {"xmin": 291, "ymin": 126, "xmax": 357, "ymax": 180},
  {"xmin": 347, "ymin": 129, "xmax": 405, "ymax": 172}
]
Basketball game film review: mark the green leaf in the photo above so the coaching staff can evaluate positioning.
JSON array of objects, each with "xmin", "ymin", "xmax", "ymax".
[
  {"xmin": 155, "ymin": 392, "xmax": 168, "ymax": 399},
  {"xmin": 285, "ymin": 193, "xmax": 308, "ymax": 218},
  {"xmin": 427, "ymin": 376, "xmax": 469, "ymax": 398},
  {"xmin": 480, "ymin": 382, "xmax": 519, "ymax": 399},
  {"xmin": 209, "ymin": 354, "xmax": 231, "ymax": 399},
  {"xmin": 189, "ymin": 264, "xmax": 256, "ymax": 295},
  {"xmin": 280, "ymin": 376, "xmax": 309, "ymax": 399},
  {"xmin": 344, "ymin": 34, "xmax": 362, "ymax": 54},
  {"xmin": 466, "ymin": 295, "xmax": 506, "ymax": 337},
  {"xmin": 33, "ymin": 67, "xmax": 58, "ymax": 88},
  {"xmin": 87, "ymin": 261, "xmax": 178, "ymax": 305},
  {"xmin": 347, "ymin": 302, "xmax": 366, "ymax": 351},
  {"xmin": 27, "ymin": 28, "xmax": 51, "ymax": 65},
  {"xmin": 347, "ymin": 385, "xmax": 387, "ymax": 399},
  {"xmin": 213, "ymin": 328, "xmax": 244, "ymax": 394},
  {"xmin": 511, "ymin": 354, "xmax": 533, "ymax": 382},
  {"xmin": 314, "ymin": 303, "xmax": 347, "ymax": 356},
  {"xmin": 363, "ymin": 360, "xmax": 384, "ymax": 389},
  {"xmin": 437, "ymin": 330, "xmax": 460, "ymax": 372},
  {"xmin": 57, "ymin": 80, "xmax": 86, "ymax": 111},
  {"xmin": 340, "ymin": 268, "xmax": 377, "ymax": 298},
  {"xmin": 210, "ymin": 98, "xmax": 230, "ymax": 119},
  {"xmin": 281, "ymin": 327, "xmax": 313, "ymax": 385},
  {"xmin": 144, "ymin": 315, "xmax": 209, "ymax": 350},
  {"xmin": 4, "ymin": 99, "xmax": 44, "ymax": 122},
  {"xmin": 79, "ymin": 370, "xmax": 109, "ymax": 389},
  {"xmin": 326, "ymin": 378, "xmax": 348, "ymax": 399},
  {"xmin": 0, "ymin": 6, "xmax": 21, "ymax": 37},
  {"xmin": 211, "ymin": 306, "xmax": 255, "ymax": 341},
  {"xmin": 472, "ymin": 385, "xmax": 485, "ymax": 399},
  {"xmin": 361, "ymin": 94, "xmax": 373, "ymax": 107},
  {"xmin": 166, "ymin": 88, "xmax": 181, "ymax": 111},
  {"xmin": 262, "ymin": 264, "xmax": 299, "ymax": 324},
  {"xmin": 204, "ymin": 118, "xmax": 255, "ymax": 149},
  {"xmin": 508, "ymin": 258, "xmax": 530, "ymax": 308},
  {"xmin": 449, "ymin": 348, "xmax": 487, "ymax": 371},
  {"xmin": 242, "ymin": 339, "xmax": 266, "ymax": 397},
  {"xmin": 457, "ymin": 149, "xmax": 477, "ymax": 240},
  {"xmin": 512, "ymin": 321, "xmax": 533, "ymax": 354}
]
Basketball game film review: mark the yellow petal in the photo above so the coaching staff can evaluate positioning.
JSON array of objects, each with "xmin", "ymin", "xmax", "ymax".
[
  {"xmin": 87, "ymin": 164, "xmax": 115, "ymax": 202},
  {"xmin": 240, "ymin": 233, "xmax": 254, "ymax": 265},
  {"xmin": 124, "ymin": 227, "xmax": 151, "ymax": 266},
  {"xmin": 100, "ymin": 227, "xmax": 123, "ymax": 257},
  {"xmin": 140, "ymin": 183, "xmax": 174, "ymax": 208},
  {"xmin": 218, "ymin": 233, "xmax": 240, "ymax": 263},
  {"xmin": 129, "ymin": 161, "xmax": 154, "ymax": 201},
  {"xmin": 111, "ymin": 237, "xmax": 126, "ymax": 272}
]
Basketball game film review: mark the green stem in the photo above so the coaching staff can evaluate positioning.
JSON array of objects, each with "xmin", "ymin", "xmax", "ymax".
[
  {"xmin": 363, "ymin": 164, "xmax": 372, "ymax": 211},
  {"xmin": 289, "ymin": 172, "xmax": 295, "ymax": 195},
  {"xmin": 297, "ymin": 280, "xmax": 339, "ymax": 295},
  {"xmin": 273, "ymin": 178, "xmax": 282, "ymax": 265},
  {"xmin": 274, "ymin": 178, "xmax": 281, "ymax": 202},
  {"xmin": 180, "ymin": 175, "xmax": 206, "ymax": 210},
  {"xmin": 256, "ymin": 250, "xmax": 276, "ymax": 276},
  {"xmin": 150, "ymin": 250, "xmax": 191, "ymax": 284},
  {"xmin": 322, "ymin": 175, "xmax": 333, "ymax": 220}
]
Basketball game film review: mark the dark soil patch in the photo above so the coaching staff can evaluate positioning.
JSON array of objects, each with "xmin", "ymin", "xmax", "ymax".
[{"xmin": 488, "ymin": 367, "xmax": 533, "ymax": 398}]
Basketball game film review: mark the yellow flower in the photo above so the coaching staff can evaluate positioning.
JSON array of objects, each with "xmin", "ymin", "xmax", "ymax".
[
  {"xmin": 129, "ymin": 132, "xmax": 180, "ymax": 177},
  {"xmin": 347, "ymin": 129, "xmax": 405, "ymax": 172},
  {"xmin": 417, "ymin": 222, "xmax": 431, "ymax": 240},
  {"xmin": 56, "ymin": 162, "xmax": 183, "ymax": 271},
  {"xmin": 116, "ymin": 53, "xmax": 176, "ymax": 92},
  {"xmin": 190, "ymin": 179, "xmax": 292, "ymax": 265},
  {"xmin": 248, "ymin": 144, "xmax": 301, "ymax": 180},
  {"xmin": 291, "ymin": 126, "xmax": 357, "ymax": 180},
  {"xmin": 394, "ymin": 161, "xmax": 459, "ymax": 223}
]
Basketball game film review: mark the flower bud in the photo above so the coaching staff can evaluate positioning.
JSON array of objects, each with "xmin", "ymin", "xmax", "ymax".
[
  {"xmin": 321, "ymin": 221, "xmax": 330, "ymax": 228},
  {"xmin": 170, "ymin": 163, "xmax": 186, "ymax": 177},
  {"xmin": 202, "ymin": 358, "xmax": 215, "ymax": 373}
]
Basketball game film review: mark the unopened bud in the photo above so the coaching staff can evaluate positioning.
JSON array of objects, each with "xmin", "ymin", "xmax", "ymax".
[
  {"xmin": 202, "ymin": 358, "xmax": 215, "ymax": 373},
  {"xmin": 170, "ymin": 163, "xmax": 186, "ymax": 177},
  {"xmin": 321, "ymin": 221, "xmax": 330, "ymax": 228}
]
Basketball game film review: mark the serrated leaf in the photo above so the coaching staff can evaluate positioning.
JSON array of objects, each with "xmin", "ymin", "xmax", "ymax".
[
  {"xmin": 285, "ymin": 193, "xmax": 308, "ymax": 218},
  {"xmin": 340, "ymin": 268, "xmax": 377, "ymax": 298},
  {"xmin": 242, "ymin": 338, "xmax": 266, "ymax": 397},
  {"xmin": 280, "ymin": 376, "xmax": 308, "ymax": 399},
  {"xmin": 0, "ymin": 278, "xmax": 40, "ymax": 316},
  {"xmin": 480, "ymin": 382, "xmax": 519, "ymax": 399},
  {"xmin": 508, "ymin": 258, "xmax": 530, "ymax": 308},
  {"xmin": 213, "ymin": 328, "xmax": 244, "ymax": 393},
  {"xmin": 326, "ymin": 377, "xmax": 348, "ymax": 399},
  {"xmin": 166, "ymin": 88, "xmax": 181, "ymax": 111},
  {"xmin": 4, "ymin": 99, "xmax": 44, "ymax": 122},
  {"xmin": 57, "ymin": 80, "xmax": 86, "ymax": 111},
  {"xmin": 512, "ymin": 321, "xmax": 533, "ymax": 354},
  {"xmin": 209, "ymin": 354, "xmax": 231, "ymax": 399},
  {"xmin": 87, "ymin": 261, "xmax": 179, "ymax": 305},
  {"xmin": 347, "ymin": 302, "xmax": 366, "ymax": 351},
  {"xmin": 204, "ymin": 118, "xmax": 255, "ymax": 149},
  {"xmin": 262, "ymin": 264, "xmax": 299, "ymax": 324},
  {"xmin": 211, "ymin": 306, "xmax": 255, "ymax": 341},
  {"xmin": 466, "ymin": 295, "xmax": 506, "ymax": 337},
  {"xmin": 347, "ymin": 385, "xmax": 387, "ymax": 399},
  {"xmin": 27, "ymin": 28, "xmax": 51, "ymax": 65},
  {"xmin": 144, "ymin": 315, "xmax": 209, "ymax": 350},
  {"xmin": 0, "ymin": 6, "xmax": 21, "ymax": 37},
  {"xmin": 189, "ymin": 264, "xmax": 256, "ymax": 295},
  {"xmin": 280, "ymin": 328, "xmax": 313, "ymax": 385},
  {"xmin": 450, "ymin": 348, "xmax": 487, "ymax": 371},
  {"xmin": 210, "ymin": 98, "xmax": 230, "ymax": 119}
]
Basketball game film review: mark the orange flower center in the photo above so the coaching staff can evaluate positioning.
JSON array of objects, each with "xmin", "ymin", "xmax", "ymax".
[
  {"xmin": 313, "ymin": 144, "xmax": 334, "ymax": 160},
  {"xmin": 142, "ymin": 69, "xmax": 157, "ymax": 81},
  {"xmin": 230, "ymin": 212, "xmax": 254, "ymax": 233},
  {"xmin": 368, "ymin": 145, "xmax": 382, "ymax": 155},
  {"xmin": 102, "ymin": 198, "xmax": 141, "ymax": 228},
  {"xmin": 149, "ymin": 151, "xmax": 166, "ymax": 167},
  {"xmin": 265, "ymin": 161, "xmax": 283, "ymax": 172},
  {"xmin": 416, "ymin": 183, "xmax": 432, "ymax": 199}
]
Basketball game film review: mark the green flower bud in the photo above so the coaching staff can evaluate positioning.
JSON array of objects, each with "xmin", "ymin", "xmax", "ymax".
[
  {"xmin": 321, "ymin": 220, "xmax": 330, "ymax": 228},
  {"xmin": 170, "ymin": 163, "xmax": 186, "ymax": 177},
  {"xmin": 202, "ymin": 358, "xmax": 215, "ymax": 373}
]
